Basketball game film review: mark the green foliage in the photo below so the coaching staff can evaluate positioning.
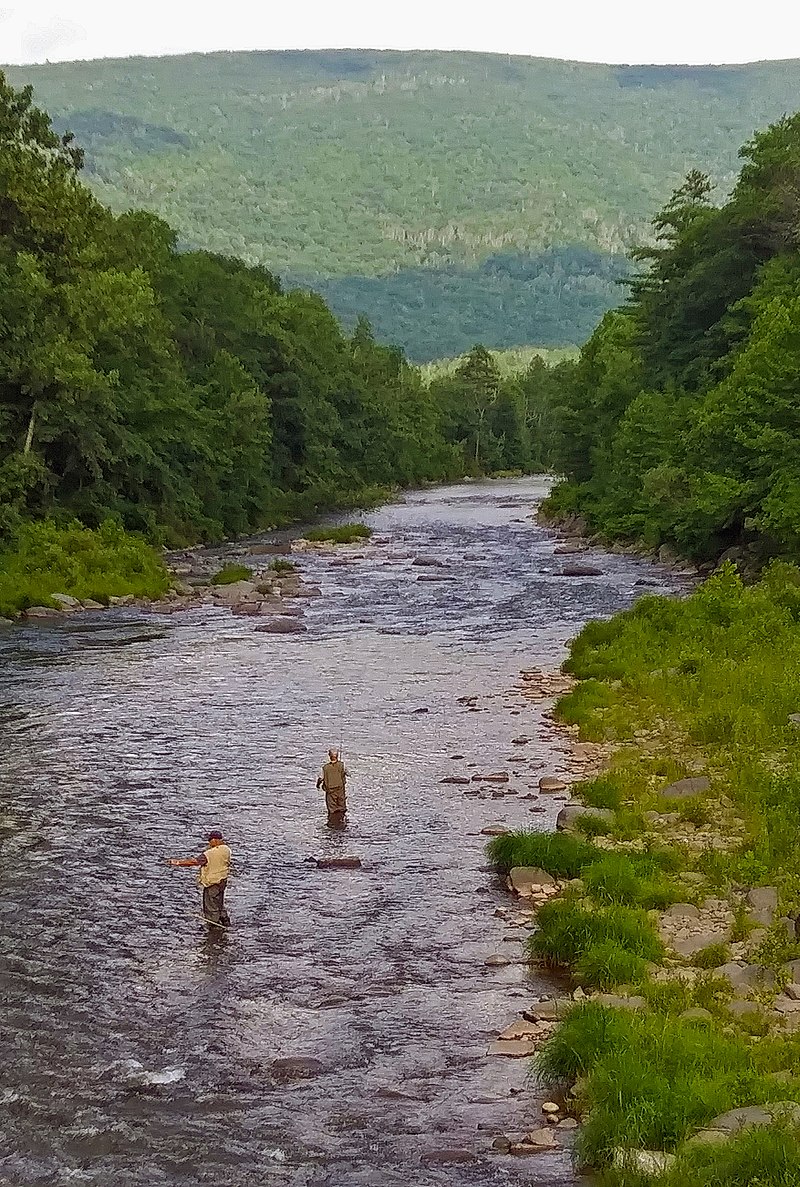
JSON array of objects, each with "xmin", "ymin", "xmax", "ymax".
[
  {"xmin": 269, "ymin": 559, "xmax": 297, "ymax": 572},
  {"xmin": 582, "ymin": 853, "xmax": 681, "ymax": 910},
  {"xmin": 539, "ymin": 1005, "xmax": 795, "ymax": 1167},
  {"xmin": 8, "ymin": 51, "xmax": 800, "ymax": 357},
  {"xmin": 0, "ymin": 70, "xmax": 483, "ymax": 574},
  {"xmin": 661, "ymin": 1124, "xmax": 800, "ymax": 1187},
  {"xmin": 485, "ymin": 830, "xmax": 598, "ymax": 877},
  {"xmin": 529, "ymin": 898, "xmax": 664, "ymax": 970},
  {"xmin": 303, "ymin": 523, "xmax": 372, "ymax": 543},
  {"xmin": 692, "ymin": 943, "xmax": 731, "ymax": 969},
  {"xmin": 542, "ymin": 112, "xmax": 800, "ymax": 564},
  {"xmin": 210, "ymin": 564, "xmax": 253, "ymax": 585},
  {"xmin": 574, "ymin": 941, "xmax": 649, "ymax": 989},
  {"xmin": 0, "ymin": 519, "xmax": 168, "ymax": 616}
]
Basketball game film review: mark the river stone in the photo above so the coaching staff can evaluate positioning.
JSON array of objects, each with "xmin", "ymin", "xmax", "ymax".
[
  {"xmin": 485, "ymin": 954, "xmax": 512, "ymax": 967},
  {"xmin": 660, "ymin": 776, "xmax": 711, "ymax": 800},
  {"xmin": 271, "ymin": 1057, "xmax": 325, "ymax": 1081},
  {"xmin": 0, "ymin": 617, "xmax": 13, "ymax": 627},
  {"xmin": 789, "ymin": 713, "xmax": 800, "ymax": 727},
  {"xmin": 288, "ymin": 584, "xmax": 322, "ymax": 598},
  {"xmin": 420, "ymin": 1149, "xmax": 476, "ymax": 1164},
  {"xmin": 486, "ymin": 1039, "xmax": 537, "ymax": 1057},
  {"xmin": 231, "ymin": 602, "xmax": 263, "ymax": 616},
  {"xmin": 255, "ymin": 618, "xmax": 308, "ymax": 634},
  {"xmin": 784, "ymin": 959, "xmax": 800, "ymax": 983},
  {"xmin": 316, "ymin": 856, "xmax": 361, "ymax": 870},
  {"xmin": 473, "ymin": 772, "xmax": 510, "ymax": 783},
  {"xmin": 559, "ymin": 565, "xmax": 603, "ymax": 577},
  {"xmin": 705, "ymin": 1101, "xmax": 800, "ymax": 1134},
  {"xmin": 417, "ymin": 573, "xmax": 455, "ymax": 582},
  {"xmin": 411, "ymin": 555, "xmax": 443, "ymax": 567},
  {"xmin": 508, "ymin": 866, "xmax": 556, "ymax": 894},
  {"xmin": 512, "ymin": 736, "xmax": 531, "ymax": 745},
  {"xmin": 592, "ymin": 994, "xmax": 646, "ymax": 1010},
  {"xmin": 498, "ymin": 1020, "xmax": 541, "ymax": 1040},
  {"xmin": 612, "ymin": 1150, "xmax": 675, "ymax": 1176},
  {"xmin": 680, "ymin": 1007, "xmax": 713, "ymax": 1023},
  {"xmin": 663, "ymin": 902, "xmax": 701, "ymax": 920},
  {"xmin": 747, "ymin": 886, "xmax": 779, "ymax": 913},
  {"xmin": 23, "ymin": 605, "xmax": 63, "ymax": 619},
  {"xmin": 539, "ymin": 775, "xmax": 568, "ymax": 792},
  {"xmin": 556, "ymin": 804, "xmax": 614, "ymax": 832},
  {"xmin": 212, "ymin": 580, "xmax": 258, "ymax": 604},
  {"xmin": 522, "ymin": 1128, "xmax": 559, "ymax": 1150},
  {"xmin": 51, "ymin": 593, "xmax": 81, "ymax": 610},
  {"xmin": 481, "ymin": 826, "xmax": 509, "ymax": 836},
  {"xmin": 727, "ymin": 999, "xmax": 766, "ymax": 1020},
  {"xmin": 523, "ymin": 998, "xmax": 571, "ymax": 1022},
  {"xmin": 716, "ymin": 961, "xmax": 774, "ymax": 991},
  {"xmin": 440, "ymin": 775, "xmax": 472, "ymax": 785},
  {"xmin": 672, "ymin": 930, "xmax": 730, "ymax": 958},
  {"xmin": 785, "ymin": 983, "xmax": 800, "ymax": 1001}
]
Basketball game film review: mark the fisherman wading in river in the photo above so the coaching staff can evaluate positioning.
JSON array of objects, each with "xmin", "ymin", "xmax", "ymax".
[
  {"xmin": 168, "ymin": 830, "xmax": 232, "ymax": 927},
  {"xmin": 317, "ymin": 749, "xmax": 348, "ymax": 827}
]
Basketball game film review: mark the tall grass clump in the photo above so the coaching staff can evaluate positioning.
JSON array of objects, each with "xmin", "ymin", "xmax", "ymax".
[
  {"xmin": 210, "ymin": 563, "xmax": 253, "ymax": 585},
  {"xmin": 582, "ymin": 852, "xmax": 681, "ymax": 910},
  {"xmin": 529, "ymin": 898, "xmax": 663, "ymax": 983},
  {"xmin": 485, "ymin": 830, "xmax": 598, "ymax": 877},
  {"xmin": 0, "ymin": 519, "xmax": 169, "ymax": 616},
  {"xmin": 660, "ymin": 1125, "xmax": 800, "ymax": 1187},
  {"xmin": 304, "ymin": 523, "xmax": 372, "ymax": 544}
]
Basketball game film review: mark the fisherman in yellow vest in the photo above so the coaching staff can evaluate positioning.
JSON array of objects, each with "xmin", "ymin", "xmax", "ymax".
[
  {"xmin": 316, "ymin": 749, "xmax": 348, "ymax": 827},
  {"xmin": 167, "ymin": 830, "xmax": 232, "ymax": 927}
]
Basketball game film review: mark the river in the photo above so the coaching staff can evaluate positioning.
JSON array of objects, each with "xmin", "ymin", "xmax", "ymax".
[{"xmin": 0, "ymin": 478, "xmax": 687, "ymax": 1187}]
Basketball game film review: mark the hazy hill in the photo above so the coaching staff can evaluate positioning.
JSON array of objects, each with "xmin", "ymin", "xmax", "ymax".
[{"xmin": 6, "ymin": 50, "xmax": 800, "ymax": 357}]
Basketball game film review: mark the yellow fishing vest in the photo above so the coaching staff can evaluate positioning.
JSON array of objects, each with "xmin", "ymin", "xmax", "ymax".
[{"xmin": 198, "ymin": 844, "xmax": 231, "ymax": 887}]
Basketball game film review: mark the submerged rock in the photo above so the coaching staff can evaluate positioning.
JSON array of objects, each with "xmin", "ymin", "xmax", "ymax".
[
  {"xmin": 508, "ymin": 866, "xmax": 556, "ymax": 894},
  {"xmin": 316, "ymin": 856, "xmax": 361, "ymax": 870},
  {"xmin": 271, "ymin": 1057, "xmax": 325, "ymax": 1081},
  {"xmin": 556, "ymin": 804, "xmax": 614, "ymax": 832},
  {"xmin": 539, "ymin": 776, "xmax": 567, "ymax": 793},
  {"xmin": 486, "ymin": 1039, "xmax": 537, "ymax": 1057},
  {"xmin": 560, "ymin": 565, "xmax": 603, "ymax": 577},
  {"xmin": 255, "ymin": 618, "xmax": 307, "ymax": 634}
]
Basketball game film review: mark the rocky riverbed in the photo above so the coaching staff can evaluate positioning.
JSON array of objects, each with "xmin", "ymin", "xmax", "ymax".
[{"xmin": 0, "ymin": 478, "xmax": 692, "ymax": 1187}]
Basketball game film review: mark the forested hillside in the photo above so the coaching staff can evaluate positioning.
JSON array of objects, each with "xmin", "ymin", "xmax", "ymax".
[
  {"xmin": 0, "ymin": 70, "xmax": 556, "ymax": 613},
  {"xmin": 5, "ymin": 50, "xmax": 800, "ymax": 357},
  {"xmin": 544, "ymin": 113, "xmax": 800, "ymax": 568}
]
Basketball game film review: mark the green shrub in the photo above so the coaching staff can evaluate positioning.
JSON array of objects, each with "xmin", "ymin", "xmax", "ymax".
[
  {"xmin": 485, "ymin": 831, "xmax": 597, "ymax": 877},
  {"xmin": 536, "ymin": 1002, "xmax": 633, "ymax": 1083},
  {"xmin": 575, "ymin": 940, "xmax": 648, "ymax": 989},
  {"xmin": 529, "ymin": 899, "xmax": 664, "ymax": 968},
  {"xmin": 581, "ymin": 774, "xmax": 626, "ymax": 810},
  {"xmin": 692, "ymin": 943, "xmax": 731, "ymax": 970},
  {"xmin": 210, "ymin": 564, "xmax": 253, "ymax": 585},
  {"xmin": 574, "ymin": 812, "xmax": 615, "ymax": 837},
  {"xmin": 303, "ymin": 523, "xmax": 372, "ymax": 544},
  {"xmin": 0, "ymin": 518, "xmax": 169, "ymax": 616},
  {"xmin": 678, "ymin": 797, "xmax": 711, "ymax": 827},
  {"xmin": 582, "ymin": 852, "xmax": 681, "ymax": 910},
  {"xmin": 664, "ymin": 1122, "xmax": 800, "ymax": 1186},
  {"xmin": 269, "ymin": 559, "xmax": 297, "ymax": 572}
]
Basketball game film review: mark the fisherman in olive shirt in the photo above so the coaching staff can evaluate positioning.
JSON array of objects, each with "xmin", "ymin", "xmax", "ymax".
[
  {"xmin": 317, "ymin": 749, "xmax": 348, "ymax": 826},
  {"xmin": 168, "ymin": 830, "xmax": 232, "ymax": 927}
]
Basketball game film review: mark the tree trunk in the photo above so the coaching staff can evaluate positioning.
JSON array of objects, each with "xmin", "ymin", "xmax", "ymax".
[{"xmin": 23, "ymin": 402, "xmax": 37, "ymax": 455}]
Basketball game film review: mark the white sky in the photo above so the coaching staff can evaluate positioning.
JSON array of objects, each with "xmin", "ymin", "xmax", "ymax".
[{"xmin": 1, "ymin": 0, "xmax": 799, "ymax": 66}]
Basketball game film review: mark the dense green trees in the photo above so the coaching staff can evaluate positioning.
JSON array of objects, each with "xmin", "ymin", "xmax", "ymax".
[
  {"xmin": 7, "ymin": 50, "xmax": 800, "ymax": 357},
  {"xmin": 0, "ymin": 72, "xmax": 470, "ymax": 548},
  {"xmin": 1, "ymin": 73, "xmax": 562, "ymax": 571},
  {"xmin": 545, "ymin": 113, "xmax": 800, "ymax": 564}
]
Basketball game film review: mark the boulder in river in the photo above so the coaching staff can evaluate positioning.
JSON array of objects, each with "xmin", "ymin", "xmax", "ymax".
[
  {"xmin": 255, "ymin": 618, "xmax": 308, "ymax": 634},
  {"xmin": 51, "ymin": 593, "xmax": 81, "ymax": 611},
  {"xmin": 539, "ymin": 776, "xmax": 567, "ymax": 793},
  {"xmin": 316, "ymin": 856, "xmax": 362, "ymax": 870},
  {"xmin": 508, "ymin": 866, "xmax": 556, "ymax": 895},
  {"xmin": 559, "ymin": 564, "xmax": 603, "ymax": 577},
  {"xmin": 212, "ymin": 580, "xmax": 259, "ymax": 605},
  {"xmin": 411, "ymin": 556, "xmax": 444, "ymax": 567},
  {"xmin": 473, "ymin": 772, "xmax": 510, "ymax": 783},
  {"xmin": 440, "ymin": 776, "xmax": 472, "ymax": 785},
  {"xmin": 24, "ymin": 605, "xmax": 63, "ymax": 619},
  {"xmin": 271, "ymin": 1057, "xmax": 326, "ymax": 1081}
]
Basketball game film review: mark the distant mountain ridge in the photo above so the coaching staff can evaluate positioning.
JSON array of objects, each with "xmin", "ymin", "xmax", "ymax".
[{"xmin": 6, "ymin": 50, "xmax": 800, "ymax": 358}]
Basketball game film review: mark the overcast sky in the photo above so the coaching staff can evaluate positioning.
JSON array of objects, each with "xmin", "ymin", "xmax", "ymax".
[{"xmin": 2, "ymin": 0, "xmax": 800, "ymax": 66}]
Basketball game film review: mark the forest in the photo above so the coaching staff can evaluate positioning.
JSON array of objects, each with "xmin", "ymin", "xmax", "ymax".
[
  {"xmin": 5, "ymin": 50, "xmax": 800, "ymax": 357},
  {"xmin": 0, "ymin": 72, "xmax": 557, "ymax": 611},
  {"xmin": 544, "ymin": 112, "xmax": 800, "ymax": 566}
]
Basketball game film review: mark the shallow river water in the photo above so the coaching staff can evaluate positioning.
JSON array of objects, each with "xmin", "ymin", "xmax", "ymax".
[{"xmin": 0, "ymin": 479, "xmax": 686, "ymax": 1187}]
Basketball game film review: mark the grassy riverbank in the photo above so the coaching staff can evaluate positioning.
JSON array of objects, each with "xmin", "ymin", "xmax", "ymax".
[
  {"xmin": 0, "ymin": 520, "xmax": 170, "ymax": 618},
  {"xmin": 490, "ymin": 562, "xmax": 800, "ymax": 1183}
]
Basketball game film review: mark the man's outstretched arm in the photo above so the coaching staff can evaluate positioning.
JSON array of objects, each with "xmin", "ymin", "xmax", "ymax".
[{"xmin": 167, "ymin": 854, "xmax": 207, "ymax": 867}]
